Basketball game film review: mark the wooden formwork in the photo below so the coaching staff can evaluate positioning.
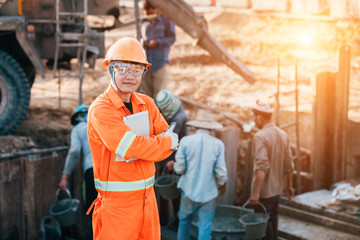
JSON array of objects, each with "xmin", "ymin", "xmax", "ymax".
[
  {"xmin": 0, "ymin": 154, "xmax": 59, "ymax": 239},
  {"xmin": 0, "ymin": 151, "xmax": 84, "ymax": 240},
  {"xmin": 216, "ymin": 127, "xmax": 241, "ymax": 205},
  {"xmin": 311, "ymin": 44, "xmax": 353, "ymax": 189}
]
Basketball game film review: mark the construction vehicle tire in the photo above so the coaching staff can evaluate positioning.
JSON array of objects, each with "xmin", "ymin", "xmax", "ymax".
[
  {"xmin": 0, "ymin": 50, "xmax": 30, "ymax": 135},
  {"xmin": 26, "ymin": 64, "xmax": 36, "ymax": 87}
]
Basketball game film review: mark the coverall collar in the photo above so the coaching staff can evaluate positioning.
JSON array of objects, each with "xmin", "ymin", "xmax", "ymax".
[{"xmin": 106, "ymin": 85, "xmax": 146, "ymax": 110}]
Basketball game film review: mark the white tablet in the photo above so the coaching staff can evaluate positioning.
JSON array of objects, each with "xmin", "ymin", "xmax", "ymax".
[{"xmin": 123, "ymin": 110, "xmax": 150, "ymax": 136}]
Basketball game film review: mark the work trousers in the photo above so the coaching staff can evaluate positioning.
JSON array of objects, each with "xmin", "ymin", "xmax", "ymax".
[
  {"xmin": 91, "ymin": 188, "xmax": 160, "ymax": 240},
  {"xmin": 140, "ymin": 64, "xmax": 167, "ymax": 98},
  {"xmin": 249, "ymin": 195, "xmax": 280, "ymax": 240},
  {"xmin": 177, "ymin": 192, "xmax": 216, "ymax": 240},
  {"xmin": 155, "ymin": 164, "xmax": 180, "ymax": 228}
]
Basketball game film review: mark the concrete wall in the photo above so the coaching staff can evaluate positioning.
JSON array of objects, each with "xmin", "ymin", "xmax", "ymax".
[
  {"xmin": 252, "ymin": 0, "xmax": 289, "ymax": 12},
  {"xmin": 330, "ymin": 0, "xmax": 360, "ymax": 19},
  {"xmin": 291, "ymin": 0, "xmax": 329, "ymax": 14},
  {"xmin": 184, "ymin": 0, "xmax": 251, "ymax": 8},
  {"xmin": 218, "ymin": 0, "xmax": 252, "ymax": 8}
]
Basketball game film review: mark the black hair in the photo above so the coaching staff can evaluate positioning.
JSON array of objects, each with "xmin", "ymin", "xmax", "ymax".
[
  {"xmin": 143, "ymin": 0, "xmax": 154, "ymax": 10},
  {"xmin": 253, "ymin": 109, "xmax": 272, "ymax": 120}
]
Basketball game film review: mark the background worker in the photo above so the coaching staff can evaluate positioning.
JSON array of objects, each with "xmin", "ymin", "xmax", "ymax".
[
  {"xmin": 169, "ymin": 115, "xmax": 227, "ymax": 240},
  {"xmin": 249, "ymin": 100, "xmax": 294, "ymax": 240},
  {"xmin": 140, "ymin": 0, "xmax": 176, "ymax": 98},
  {"xmin": 58, "ymin": 104, "xmax": 97, "ymax": 240},
  {"xmin": 86, "ymin": 37, "xmax": 179, "ymax": 240},
  {"xmin": 154, "ymin": 89, "xmax": 188, "ymax": 229}
]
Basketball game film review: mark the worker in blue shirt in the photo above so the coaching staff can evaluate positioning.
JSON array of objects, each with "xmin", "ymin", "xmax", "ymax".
[
  {"xmin": 58, "ymin": 104, "xmax": 97, "ymax": 240},
  {"xmin": 140, "ymin": 0, "xmax": 176, "ymax": 98},
  {"xmin": 170, "ymin": 115, "xmax": 227, "ymax": 240}
]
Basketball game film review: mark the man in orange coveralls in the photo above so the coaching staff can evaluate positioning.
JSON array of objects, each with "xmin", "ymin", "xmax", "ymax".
[{"xmin": 86, "ymin": 37, "xmax": 179, "ymax": 240}]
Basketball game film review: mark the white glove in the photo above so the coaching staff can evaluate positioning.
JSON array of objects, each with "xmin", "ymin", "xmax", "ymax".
[{"xmin": 164, "ymin": 122, "xmax": 179, "ymax": 150}]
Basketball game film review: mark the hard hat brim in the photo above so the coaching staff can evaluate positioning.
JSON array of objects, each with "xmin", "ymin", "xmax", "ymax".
[{"xmin": 103, "ymin": 59, "xmax": 151, "ymax": 68}]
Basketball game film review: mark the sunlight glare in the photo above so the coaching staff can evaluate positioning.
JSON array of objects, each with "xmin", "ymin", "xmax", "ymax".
[{"xmin": 300, "ymin": 33, "xmax": 314, "ymax": 47}]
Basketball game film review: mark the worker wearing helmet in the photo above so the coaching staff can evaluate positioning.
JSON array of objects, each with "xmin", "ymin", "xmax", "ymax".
[
  {"xmin": 59, "ymin": 104, "xmax": 97, "ymax": 239},
  {"xmin": 86, "ymin": 37, "xmax": 179, "ymax": 240},
  {"xmin": 70, "ymin": 104, "xmax": 89, "ymax": 125}
]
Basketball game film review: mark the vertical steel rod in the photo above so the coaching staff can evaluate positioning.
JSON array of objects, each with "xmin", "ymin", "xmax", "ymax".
[
  {"xmin": 79, "ymin": 0, "xmax": 87, "ymax": 105},
  {"xmin": 134, "ymin": 0, "xmax": 141, "ymax": 41},
  {"xmin": 295, "ymin": 60, "xmax": 301, "ymax": 194},
  {"xmin": 276, "ymin": 57, "xmax": 280, "ymax": 126},
  {"xmin": 58, "ymin": 78, "xmax": 61, "ymax": 109},
  {"xmin": 79, "ymin": 76, "xmax": 83, "ymax": 105},
  {"xmin": 337, "ymin": 44, "xmax": 351, "ymax": 181}
]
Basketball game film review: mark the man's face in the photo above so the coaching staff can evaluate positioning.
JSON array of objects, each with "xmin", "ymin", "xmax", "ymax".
[
  {"xmin": 252, "ymin": 112, "xmax": 264, "ymax": 129},
  {"xmin": 109, "ymin": 61, "xmax": 145, "ymax": 94},
  {"xmin": 145, "ymin": 7, "xmax": 157, "ymax": 16}
]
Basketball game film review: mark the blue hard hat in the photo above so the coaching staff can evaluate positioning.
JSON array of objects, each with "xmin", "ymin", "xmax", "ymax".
[{"xmin": 71, "ymin": 104, "xmax": 89, "ymax": 126}]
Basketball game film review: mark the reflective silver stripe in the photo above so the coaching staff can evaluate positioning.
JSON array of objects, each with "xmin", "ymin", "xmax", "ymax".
[
  {"xmin": 115, "ymin": 131, "xmax": 136, "ymax": 158},
  {"xmin": 94, "ymin": 175, "xmax": 155, "ymax": 192}
]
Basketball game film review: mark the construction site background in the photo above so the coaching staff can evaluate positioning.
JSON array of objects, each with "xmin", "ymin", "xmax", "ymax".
[{"xmin": 1, "ymin": 0, "xmax": 360, "ymax": 239}]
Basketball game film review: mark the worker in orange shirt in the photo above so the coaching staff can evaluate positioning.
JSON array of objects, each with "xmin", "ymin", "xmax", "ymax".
[{"xmin": 86, "ymin": 37, "xmax": 179, "ymax": 240}]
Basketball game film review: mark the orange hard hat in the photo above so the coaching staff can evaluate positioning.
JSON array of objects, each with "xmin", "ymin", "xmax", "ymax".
[{"xmin": 103, "ymin": 37, "xmax": 151, "ymax": 68}]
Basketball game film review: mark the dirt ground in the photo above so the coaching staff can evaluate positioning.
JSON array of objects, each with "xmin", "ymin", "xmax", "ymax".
[{"xmin": 2, "ymin": 6, "xmax": 360, "ymax": 153}]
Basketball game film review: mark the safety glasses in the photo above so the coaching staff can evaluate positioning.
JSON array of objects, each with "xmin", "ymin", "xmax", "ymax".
[{"xmin": 109, "ymin": 61, "xmax": 147, "ymax": 78}]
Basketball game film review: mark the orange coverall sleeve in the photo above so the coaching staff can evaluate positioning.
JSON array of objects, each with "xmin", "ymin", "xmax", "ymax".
[{"xmin": 89, "ymin": 102, "xmax": 172, "ymax": 162}]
